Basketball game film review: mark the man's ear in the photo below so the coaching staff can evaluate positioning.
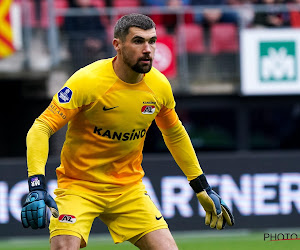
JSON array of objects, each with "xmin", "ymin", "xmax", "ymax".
[{"xmin": 112, "ymin": 38, "xmax": 121, "ymax": 52}]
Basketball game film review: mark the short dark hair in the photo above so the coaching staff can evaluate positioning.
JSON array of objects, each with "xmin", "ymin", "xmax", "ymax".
[{"xmin": 114, "ymin": 13, "xmax": 156, "ymax": 41}]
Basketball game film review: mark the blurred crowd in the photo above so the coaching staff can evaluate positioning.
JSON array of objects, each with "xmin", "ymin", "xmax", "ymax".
[
  {"xmin": 29, "ymin": 0, "xmax": 300, "ymax": 29},
  {"xmin": 23, "ymin": 0, "xmax": 300, "ymax": 72}
]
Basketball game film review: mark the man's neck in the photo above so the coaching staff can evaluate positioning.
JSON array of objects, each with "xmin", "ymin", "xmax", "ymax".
[{"xmin": 113, "ymin": 57, "xmax": 143, "ymax": 84}]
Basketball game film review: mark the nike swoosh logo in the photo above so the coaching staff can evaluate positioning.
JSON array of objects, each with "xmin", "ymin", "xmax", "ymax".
[
  {"xmin": 103, "ymin": 106, "xmax": 118, "ymax": 111},
  {"xmin": 155, "ymin": 216, "xmax": 163, "ymax": 220}
]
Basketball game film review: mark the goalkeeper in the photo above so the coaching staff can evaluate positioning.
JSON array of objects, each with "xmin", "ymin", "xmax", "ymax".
[{"xmin": 21, "ymin": 13, "xmax": 234, "ymax": 249}]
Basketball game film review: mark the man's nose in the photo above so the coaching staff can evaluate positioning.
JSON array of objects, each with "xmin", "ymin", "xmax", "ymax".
[{"xmin": 143, "ymin": 42, "xmax": 151, "ymax": 53}]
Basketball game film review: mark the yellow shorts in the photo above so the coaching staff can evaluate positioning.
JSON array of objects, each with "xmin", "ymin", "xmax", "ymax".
[{"xmin": 49, "ymin": 184, "xmax": 168, "ymax": 247}]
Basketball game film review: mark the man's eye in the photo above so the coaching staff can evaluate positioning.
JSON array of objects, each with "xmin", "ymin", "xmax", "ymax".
[
  {"xmin": 134, "ymin": 40, "xmax": 143, "ymax": 44},
  {"xmin": 149, "ymin": 40, "xmax": 156, "ymax": 45}
]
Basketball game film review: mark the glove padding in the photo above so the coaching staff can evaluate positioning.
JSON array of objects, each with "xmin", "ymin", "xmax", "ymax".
[
  {"xmin": 196, "ymin": 188, "xmax": 234, "ymax": 229},
  {"xmin": 190, "ymin": 174, "xmax": 234, "ymax": 230},
  {"xmin": 21, "ymin": 175, "xmax": 59, "ymax": 229}
]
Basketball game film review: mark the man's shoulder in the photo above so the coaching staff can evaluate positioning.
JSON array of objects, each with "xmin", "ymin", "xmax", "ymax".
[
  {"xmin": 58, "ymin": 58, "xmax": 116, "ymax": 106},
  {"xmin": 68, "ymin": 57, "xmax": 116, "ymax": 91},
  {"xmin": 146, "ymin": 67, "xmax": 168, "ymax": 81},
  {"xmin": 144, "ymin": 67, "xmax": 175, "ymax": 108},
  {"xmin": 81, "ymin": 57, "xmax": 115, "ymax": 78},
  {"xmin": 144, "ymin": 67, "xmax": 172, "ymax": 92},
  {"xmin": 146, "ymin": 66, "xmax": 169, "ymax": 83}
]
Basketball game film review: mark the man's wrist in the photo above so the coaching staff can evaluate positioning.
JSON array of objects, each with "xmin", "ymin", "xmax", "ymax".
[
  {"xmin": 189, "ymin": 174, "xmax": 211, "ymax": 193},
  {"xmin": 28, "ymin": 175, "xmax": 46, "ymax": 191}
]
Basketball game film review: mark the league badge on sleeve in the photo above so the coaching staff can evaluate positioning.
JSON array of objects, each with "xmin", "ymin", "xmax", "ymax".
[
  {"xmin": 141, "ymin": 105, "xmax": 155, "ymax": 114},
  {"xmin": 58, "ymin": 87, "xmax": 73, "ymax": 103}
]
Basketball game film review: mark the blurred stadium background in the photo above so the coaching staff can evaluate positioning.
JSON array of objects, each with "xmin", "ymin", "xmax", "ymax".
[{"xmin": 1, "ymin": 0, "xmax": 300, "ymax": 249}]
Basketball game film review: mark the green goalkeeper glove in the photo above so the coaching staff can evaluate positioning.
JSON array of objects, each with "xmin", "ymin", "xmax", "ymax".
[
  {"xmin": 21, "ymin": 175, "xmax": 59, "ymax": 229},
  {"xmin": 190, "ymin": 174, "xmax": 234, "ymax": 230}
]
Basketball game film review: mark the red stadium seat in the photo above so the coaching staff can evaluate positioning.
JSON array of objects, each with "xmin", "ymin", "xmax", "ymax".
[
  {"xmin": 90, "ymin": 0, "xmax": 106, "ymax": 8},
  {"xmin": 112, "ymin": 0, "xmax": 140, "ymax": 7},
  {"xmin": 150, "ymin": 12, "xmax": 194, "ymax": 26},
  {"xmin": 112, "ymin": 0, "xmax": 140, "ymax": 20},
  {"xmin": 176, "ymin": 23, "xmax": 205, "ymax": 54},
  {"xmin": 150, "ymin": 14, "xmax": 164, "ymax": 25},
  {"xmin": 209, "ymin": 23, "xmax": 239, "ymax": 55}
]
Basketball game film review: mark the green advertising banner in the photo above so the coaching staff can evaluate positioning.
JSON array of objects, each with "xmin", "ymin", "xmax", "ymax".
[{"xmin": 241, "ymin": 29, "xmax": 300, "ymax": 95}]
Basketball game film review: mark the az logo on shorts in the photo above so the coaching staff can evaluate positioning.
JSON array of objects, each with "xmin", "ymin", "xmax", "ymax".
[{"xmin": 59, "ymin": 214, "xmax": 76, "ymax": 224}]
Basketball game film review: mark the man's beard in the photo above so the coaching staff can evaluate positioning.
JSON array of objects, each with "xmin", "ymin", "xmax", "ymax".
[
  {"xmin": 123, "ymin": 51, "xmax": 153, "ymax": 73},
  {"xmin": 131, "ymin": 59, "xmax": 152, "ymax": 73}
]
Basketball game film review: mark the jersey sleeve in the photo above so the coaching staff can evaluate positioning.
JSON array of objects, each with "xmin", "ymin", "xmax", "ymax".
[
  {"xmin": 38, "ymin": 99, "xmax": 81, "ymax": 133},
  {"xmin": 27, "ymin": 68, "xmax": 95, "ymax": 177},
  {"xmin": 162, "ymin": 81, "xmax": 176, "ymax": 110},
  {"xmin": 53, "ymin": 68, "xmax": 95, "ymax": 110},
  {"xmin": 39, "ymin": 69, "xmax": 94, "ymax": 132},
  {"xmin": 26, "ymin": 118, "xmax": 53, "ymax": 177},
  {"xmin": 159, "ymin": 73, "xmax": 176, "ymax": 110},
  {"xmin": 155, "ymin": 108, "xmax": 203, "ymax": 181},
  {"xmin": 155, "ymin": 106, "xmax": 179, "ymax": 130}
]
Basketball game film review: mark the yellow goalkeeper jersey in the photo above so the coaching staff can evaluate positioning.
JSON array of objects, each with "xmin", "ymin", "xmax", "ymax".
[{"xmin": 39, "ymin": 57, "xmax": 177, "ymax": 194}]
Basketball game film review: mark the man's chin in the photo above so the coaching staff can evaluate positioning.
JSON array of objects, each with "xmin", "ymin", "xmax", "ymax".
[
  {"xmin": 132, "ymin": 64, "xmax": 152, "ymax": 74},
  {"xmin": 141, "ymin": 66, "xmax": 152, "ymax": 73}
]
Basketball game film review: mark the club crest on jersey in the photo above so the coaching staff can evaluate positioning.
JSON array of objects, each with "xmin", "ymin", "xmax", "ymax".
[
  {"xmin": 58, "ymin": 87, "xmax": 73, "ymax": 103},
  {"xmin": 141, "ymin": 105, "xmax": 155, "ymax": 114},
  {"xmin": 59, "ymin": 214, "xmax": 76, "ymax": 224}
]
